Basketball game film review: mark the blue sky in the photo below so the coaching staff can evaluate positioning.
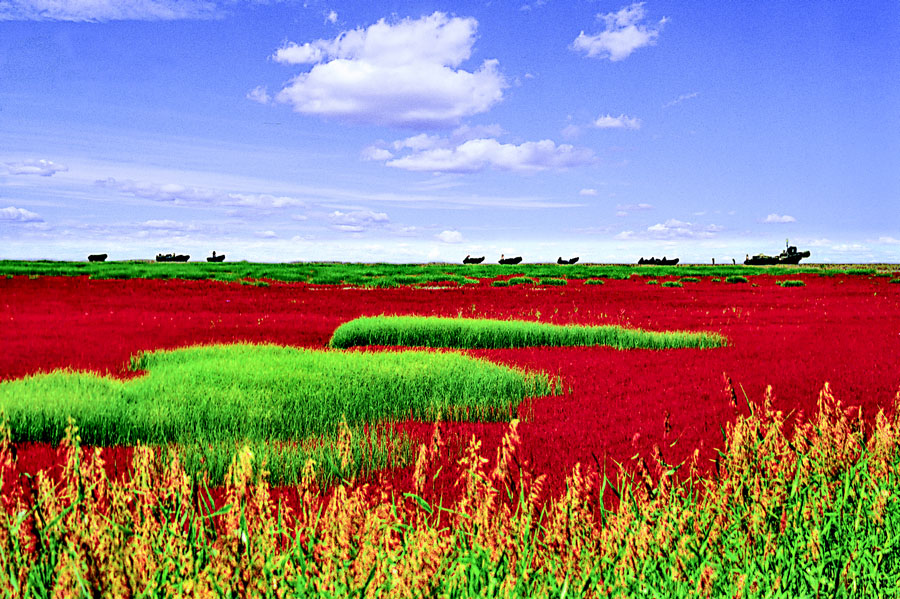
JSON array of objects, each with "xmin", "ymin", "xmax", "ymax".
[{"xmin": 1, "ymin": 1, "xmax": 898, "ymax": 263}]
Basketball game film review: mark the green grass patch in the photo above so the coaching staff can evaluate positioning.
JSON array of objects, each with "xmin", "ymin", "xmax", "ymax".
[
  {"xmin": 538, "ymin": 277, "xmax": 567, "ymax": 286},
  {"xmin": 330, "ymin": 315, "xmax": 727, "ymax": 351},
  {"xmin": 582, "ymin": 278, "xmax": 604, "ymax": 285},
  {"xmin": 890, "ymin": 279, "xmax": 900, "ymax": 284},
  {"xmin": 680, "ymin": 277, "xmax": 700, "ymax": 283},
  {"xmin": 0, "ymin": 344, "xmax": 551, "ymax": 484},
  {"xmin": 661, "ymin": 281, "xmax": 683, "ymax": 288},
  {"xmin": 725, "ymin": 275, "xmax": 748, "ymax": 284},
  {"xmin": 711, "ymin": 277, "xmax": 721, "ymax": 283},
  {"xmin": 646, "ymin": 279, "xmax": 659, "ymax": 285},
  {"xmin": 491, "ymin": 279, "xmax": 508, "ymax": 287},
  {"xmin": 777, "ymin": 279, "xmax": 806, "ymax": 287},
  {"xmin": 506, "ymin": 276, "xmax": 536, "ymax": 286}
]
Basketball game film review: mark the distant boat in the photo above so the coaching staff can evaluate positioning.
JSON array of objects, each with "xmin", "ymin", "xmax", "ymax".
[
  {"xmin": 557, "ymin": 256, "xmax": 579, "ymax": 265},
  {"xmin": 745, "ymin": 242, "xmax": 810, "ymax": 266},
  {"xmin": 499, "ymin": 256, "xmax": 523, "ymax": 265},
  {"xmin": 638, "ymin": 257, "xmax": 679, "ymax": 266},
  {"xmin": 156, "ymin": 253, "xmax": 190, "ymax": 262},
  {"xmin": 207, "ymin": 251, "xmax": 226, "ymax": 262},
  {"xmin": 463, "ymin": 255, "xmax": 485, "ymax": 264},
  {"xmin": 87, "ymin": 253, "xmax": 107, "ymax": 262}
]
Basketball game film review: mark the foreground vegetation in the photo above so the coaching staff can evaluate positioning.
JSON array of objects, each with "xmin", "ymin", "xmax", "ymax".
[
  {"xmin": 1, "ymin": 259, "xmax": 893, "ymax": 287},
  {"xmin": 330, "ymin": 315, "xmax": 727, "ymax": 350},
  {"xmin": 1, "ymin": 383, "xmax": 898, "ymax": 597},
  {"xmin": 0, "ymin": 344, "xmax": 552, "ymax": 484}
]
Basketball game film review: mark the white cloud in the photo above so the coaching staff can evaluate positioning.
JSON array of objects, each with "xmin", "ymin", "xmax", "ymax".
[
  {"xmin": 96, "ymin": 178, "xmax": 306, "ymax": 208},
  {"xmin": 643, "ymin": 219, "xmax": 721, "ymax": 239},
  {"xmin": 831, "ymin": 243, "xmax": 868, "ymax": 252},
  {"xmin": 246, "ymin": 85, "xmax": 270, "ymax": 104},
  {"xmin": 572, "ymin": 2, "xmax": 664, "ymax": 62},
  {"xmin": 561, "ymin": 124, "xmax": 583, "ymax": 140},
  {"xmin": 361, "ymin": 146, "xmax": 394, "ymax": 161},
  {"xmin": 329, "ymin": 209, "xmax": 389, "ymax": 232},
  {"xmin": 764, "ymin": 213, "xmax": 796, "ymax": 223},
  {"xmin": 615, "ymin": 202, "xmax": 653, "ymax": 216},
  {"xmin": 271, "ymin": 12, "xmax": 506, "ymax": 128},
  {"xmin": 579, "ymin": 188, "xmax": 598, "ymax": 196},
  {"xmin": 256, "ymin": 230, "xmax": 278, "ymax": 239},
  {"xmin": 0, "ymin": 0, "xmax": 219, "ymax": 21},
  {"xmin": 392, "ymin": 133, "xmax": 443, "ymax": 151},
  {"xmin": 593, "ymin": 114, "xmax": 641, "ymax": 129},
  {"xmin": 663, "ymin": 91, "xmax": 699, "ymax": 108},
  {"xmin": 384, "ymin": 138, "xmax": 596, "ymax": 173},
  {"xmin": 325, "ymin": 10, "xmax": 337, "ymax": 24},
  {"xmin": 437, "ymin": 230, "xmax": 463, "ymax": 243},
  {"xmin": 0, "ymin": 206, "xmax": 43, "ymax": 222},
  {"xmin": 3, "ymin": 159, "xmax": 68, "ymax": 176},
  {"xmin": 878, "ymin": 236, "xmax": 900, "ymax": 244},
  {"xmin": 451, "ymin": 123, "xmax": 505, "ymax": 140}
]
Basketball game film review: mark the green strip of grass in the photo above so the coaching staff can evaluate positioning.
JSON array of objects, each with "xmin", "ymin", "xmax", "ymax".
[
  {"xmin": 329, "ymin": 316, "xmax": 727, "ymax": 351},
  {"xmin": 1, "ymin": 259, "xmax": 881, "ymax": 287},
  {"xmin": 0, "ymin": 344, "xmax": 551, "ymax": 478},
  {"xmin": 777, "ymin": 279, "xmax": 806, "ymax": 287},
  {"xmin": 0, "ymin": 344, "xmax": 549, "ymax": 445}
]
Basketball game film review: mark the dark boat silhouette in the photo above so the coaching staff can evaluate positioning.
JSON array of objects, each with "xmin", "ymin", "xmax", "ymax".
[
  {"xmin": 463, "ymin": 255, "xmax": 485, "ymax": 264},
  {"xmin": 156, "ymin": 253, "xmax": 190, "ymax": 262},
  {"xmin": 745, "ymin": 241, "xmax": 810, "ymax": 266},
  {"xmin": 638, "ymin": 257, "xmax": 679, "ymax": 266},
  {"xmin": 557, "ymin": 256, "xmax": 579, "ymax": 265},
  {"xmin": 87, "ymin": 254, "xmax": 107, "ymax": 262},
  {"xmin": 207, "ymin": 251, "xmax": 226, "ymax": 262},
  {"xmin": 499, "ymin": 255, "xmax": 523, "ymax": 265}
]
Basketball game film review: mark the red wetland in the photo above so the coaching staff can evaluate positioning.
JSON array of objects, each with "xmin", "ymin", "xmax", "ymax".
[{"xmin": 2, "ymin": 272, "xmax": 900, "ymax": 500}]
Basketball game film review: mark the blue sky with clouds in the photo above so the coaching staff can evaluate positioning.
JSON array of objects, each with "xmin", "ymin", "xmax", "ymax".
[{"xmin": 1, "ymin": 1, "xmax": 898, "ymax": 262}]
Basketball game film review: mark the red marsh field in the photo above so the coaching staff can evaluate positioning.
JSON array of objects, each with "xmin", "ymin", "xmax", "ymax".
[
  {"xmin": 3, "ymin": 268, "xmax": 900, "ymax": 596},
  {"xmin": 3, "ymin": 271, "xmax": 899, "ymax": 489}
]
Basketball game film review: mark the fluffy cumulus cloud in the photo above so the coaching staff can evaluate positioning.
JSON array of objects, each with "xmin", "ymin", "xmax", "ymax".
[
  {"xmin": 271, "ymin": 12, "xmax": 506, "ymax": 128},
  {"xmin": 579, "ymin": 188, "xmax": 598, "ymax": 196},
  {"xmin": 573, "ymin": 2, "xmax": 665, "ymax": 61},
  {"xmin": 370, "ymin": 134, "xmax": 595, "ymax": 174},
  {"xmin": 763, "ymin": 213, "xmax": 796, "ymax": 223},
  {"xmin": 329, "ymin": 209, "xmax": 389, "ymax": 233},
  {"xmin": 0, "ymin": 0, "xmax": 219, "ymax": 21},
  {"xmin": 96, "ymin": 178, "xmax": 306, "ymax": 208},
  {"xmin": 0, "ymin": 206, "xmax": 43, "ymax": 222},
  {"xmin": 3, "ymin": 159, "xmax": 68, "ymax": 176},
  {"xmin": 593, "ymin": 114, "xmax": 641, "ymax": 129},
  {"xmin": 437, "ymin": 229, "xmax": 463, "ymax": 243}
]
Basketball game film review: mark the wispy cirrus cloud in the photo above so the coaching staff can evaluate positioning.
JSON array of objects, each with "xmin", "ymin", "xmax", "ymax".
[
  {"xmin": 329, "ymin": 209, "xmax": 389, "ymax": 233},
  {"xmin": 663, "ymin": 91, "xmax": 699, "ymax": 108},
  {"xmin": 572, "ymin": 2, "xmax": 666, "ymax": 62},
  {"xmin": 3, "ymin": 159, "xmax": 68, "ymax": 176},
  {"xmin": 270, "ymin": 12, "xmax": 506, "ymax": 128},
  {"xmin": 0, "ymin": 0, "xmax": 220, "ymax": 21},
  {"xmin": 96, "ymin": 178, "xmax": 307, "ymax": 208},
  {"xmin": 615, "ymin": 202, "xmax": 653, "ymax": 216}
]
